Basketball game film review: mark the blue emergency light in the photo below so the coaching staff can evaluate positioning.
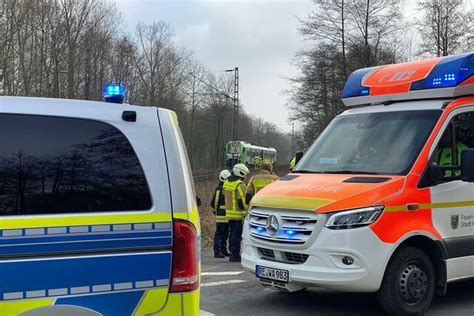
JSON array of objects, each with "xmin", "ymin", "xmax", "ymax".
[
  {"xmin": 341, "ymin": 67, "xmax": 374, "ymax": 99},
  {"xmin": 411, "ymin": 53, "xmax": 473, "ymax": 90},
  {"xmin": 103, "ymin": 83, "xmax": 126, "ymax": 104}
]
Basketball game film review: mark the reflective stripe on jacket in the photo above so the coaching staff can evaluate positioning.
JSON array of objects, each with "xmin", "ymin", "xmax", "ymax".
[
  {"xmin": 210, "ymin": 183, "xmax": 228, "ymax": 223},
  {"xmin": 247, "ymin": 170, "xmax": 278, "ymax": 196},
  {"xmin": 223, "ymin": 177, "xmax": 248, "ymax": 221}
]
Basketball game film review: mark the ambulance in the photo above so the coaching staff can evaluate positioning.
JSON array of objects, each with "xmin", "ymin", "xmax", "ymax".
[
  {"xmin": 0, "ymin": 85, "xmax": 200, "ymax": 315},
  {"xmin": 242, "ymin": 52, "xmax": 474, "ymax": 315}
]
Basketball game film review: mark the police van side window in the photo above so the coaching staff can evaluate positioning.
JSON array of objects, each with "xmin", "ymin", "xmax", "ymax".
[
  {"xmin": 434, "ymin": 112, "xmax": 474, "ymax": 182},
  {"xmin": 0, "ymin": 114, "xmax": 152, "ymax": 215}
]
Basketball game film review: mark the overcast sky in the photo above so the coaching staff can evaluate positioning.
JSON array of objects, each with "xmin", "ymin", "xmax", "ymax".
[{"xmin": 115, "ymin": 0, "xmax": 313, "ymax": 133}]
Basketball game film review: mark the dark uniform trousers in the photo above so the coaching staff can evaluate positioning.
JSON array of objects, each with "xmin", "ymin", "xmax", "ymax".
[
  {"xmin": 213, "ymin": 222, "xmax": 229, "ymax": 254},
  {"xmin": 228, "ymin": 220, "xmax": 243, "ymax": 256}
]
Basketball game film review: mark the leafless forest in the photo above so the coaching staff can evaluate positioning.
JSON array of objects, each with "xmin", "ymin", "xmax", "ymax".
[
  {"xmin": 288, "ymin": 0, "xmax": 473, "ymax": 147},
  {"xmin": 0, "ymin": 0, "xmax": 291, "ymax": 171}
]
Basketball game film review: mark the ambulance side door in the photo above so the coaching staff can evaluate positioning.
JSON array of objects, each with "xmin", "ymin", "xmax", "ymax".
[{"xmin": 427, "ymin": 106, "xmax": 474, "ymax": 281}]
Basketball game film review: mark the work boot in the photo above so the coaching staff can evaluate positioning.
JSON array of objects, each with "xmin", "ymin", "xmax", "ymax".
[
  {"xmin": 229, "ymin": 255, "xmax": 241, "ymax": 262},
  {"xmin": 222, "ymin": 249, "xmax": 230, "ymax": 257},
  {"xmin": 214, "ymin": 252, "xmax": 225, "ymax": 258}
]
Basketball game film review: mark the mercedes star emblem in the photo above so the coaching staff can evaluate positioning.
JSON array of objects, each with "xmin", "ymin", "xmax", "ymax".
[{"xmin": 266, "ymin": 215, "xmax": 279, "ymax": 235}]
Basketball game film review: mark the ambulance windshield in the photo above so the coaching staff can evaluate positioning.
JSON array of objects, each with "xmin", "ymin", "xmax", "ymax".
[{"xmin": 294, "ymin": 110, "xmax": 442, "ymax": 175}]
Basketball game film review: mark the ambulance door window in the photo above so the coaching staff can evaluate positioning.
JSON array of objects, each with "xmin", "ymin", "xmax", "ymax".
[
  {"xmin": 0, "ymin": 114, "xmax": 152, "ymax": 215},
  {"xmin": 435, "ymin": 112, "xmax": 474, "ymax": 181}
]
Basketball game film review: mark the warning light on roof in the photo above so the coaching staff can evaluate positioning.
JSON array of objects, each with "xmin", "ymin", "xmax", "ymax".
[
  {"xmin": 103, "ymin": 82, "xmax": 126, "ymax": 104},
  {"xmin": 411, "ymin": 53, "xmax": 473, "ymax": 90},
  {"xmin": 342, "ymin": 52, "xmax": 474, "ymax": 106}
]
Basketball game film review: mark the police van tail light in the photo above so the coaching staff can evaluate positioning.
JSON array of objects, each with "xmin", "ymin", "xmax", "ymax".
[{"xmin": 170, "ymin": 220, "xmax": 199, "ymax": 292}]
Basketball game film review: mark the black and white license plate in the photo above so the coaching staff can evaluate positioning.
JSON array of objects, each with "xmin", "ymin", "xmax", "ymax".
[{"xmin": 256, "ymin": 265, "xmax": 289, "ymax": 283}]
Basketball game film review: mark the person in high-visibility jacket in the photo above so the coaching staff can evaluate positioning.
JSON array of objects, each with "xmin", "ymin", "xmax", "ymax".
[
  {"xmin": 439, "ymin": 142, "xmax": 467, "ymax": 177},
  {"xmin": 246, "ymin": 163, "xmax": 278, "ymax": 204},
  {"xmin": 223, "ymin": 163, "xmax": 250, "ymax": 262},
  {"xmin": 289, "ymin": 150, "xmax": 304, "ymax": 171},
  {"xmin": 210, "ymin": 169, "xmax": 232, "ymax": 258},
  {"xmin": 289, "ymin": 156, "xmax": 296, "ymax": 171},
  {"xmin": 438, "ymin": 126, "xmax": 468, "ymax": 177}
]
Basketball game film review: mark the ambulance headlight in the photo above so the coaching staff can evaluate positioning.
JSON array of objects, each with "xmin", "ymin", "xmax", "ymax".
[{"xmin": 325, "ymin": 206, "xmax": 384, "ymax": 229}]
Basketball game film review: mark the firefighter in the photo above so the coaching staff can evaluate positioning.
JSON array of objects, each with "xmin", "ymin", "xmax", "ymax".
[
  {"xmin": 246, "ymin": 163, "xmax": 278, "ymax": 204},
  {"xmin": 223, "ymin": 163, "xmax": 250, "ymax": 262},
  {"xmin": 211, "ymin": 169, "xmax": 232, "ymax": 258}
]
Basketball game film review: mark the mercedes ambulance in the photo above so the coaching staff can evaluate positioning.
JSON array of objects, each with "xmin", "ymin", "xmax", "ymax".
[
  {"xmin": 242, "ymin": 52, "xmax": 474, "ymax": 315},
  {"xmin": 0, "ymin": 88, "xmax": 200, "ymax": 315}
]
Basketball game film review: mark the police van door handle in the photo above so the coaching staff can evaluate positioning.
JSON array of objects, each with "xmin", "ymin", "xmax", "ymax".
[{"xmin": 406, "ymin": 203, "xmax": 419, "ymax": 212}]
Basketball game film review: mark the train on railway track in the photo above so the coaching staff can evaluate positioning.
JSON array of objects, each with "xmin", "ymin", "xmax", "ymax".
[{"xmin": 225, "ymin": 141, "xmax": 277, "ymax": 167}]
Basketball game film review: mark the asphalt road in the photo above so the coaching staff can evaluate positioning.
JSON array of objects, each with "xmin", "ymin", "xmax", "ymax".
[{"xmin": 200, "ymin": 248, "xmax": 474, "ymax": 316}]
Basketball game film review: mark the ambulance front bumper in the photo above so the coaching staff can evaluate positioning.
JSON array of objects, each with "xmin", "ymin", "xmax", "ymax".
[{"xmin": 241, "ymin": 224, "xmax": 394, "ymax": 293}]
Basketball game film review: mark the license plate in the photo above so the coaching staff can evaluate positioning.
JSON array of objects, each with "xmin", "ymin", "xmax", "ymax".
[{"xmin": 256, "ymin": 265, "xmax": 289, "ymax": 283}]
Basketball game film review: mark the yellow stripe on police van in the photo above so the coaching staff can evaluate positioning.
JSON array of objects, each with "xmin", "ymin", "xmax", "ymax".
[
  {"xmin": 134, "ymin": 288, "xmax": 169, "ymax": 315},
  {"xmin": 0, "ymin": 298, "xmax": 53, "ymax": 316},
  {"xmin": 0, "ymin": 212, "xmax": 172, "ymax": 230},
  {"xmin": 251, "ymin": 195, "xmax": 334, "ymax": 211}
]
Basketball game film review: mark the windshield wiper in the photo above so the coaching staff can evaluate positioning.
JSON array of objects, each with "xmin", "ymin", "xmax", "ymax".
[{"xmin": 323, "ymin": 170, "xmax": 380, "ymax": 175}]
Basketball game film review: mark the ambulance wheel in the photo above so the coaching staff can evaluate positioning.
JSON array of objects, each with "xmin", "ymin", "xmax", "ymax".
[{"xmin": 378, "ymin": 246, "xmax": 435, "ymax": 316}]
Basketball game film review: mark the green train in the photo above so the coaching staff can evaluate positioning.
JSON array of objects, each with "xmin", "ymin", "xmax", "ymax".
[{"xmin": 225, "ymin": 141, "xmax": 277, "ymax": 167}]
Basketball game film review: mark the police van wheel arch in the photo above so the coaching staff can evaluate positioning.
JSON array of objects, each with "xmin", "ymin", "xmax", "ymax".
[{"xmin": 378, "ymin": 246, "xmax": 435, "ymax": 316}]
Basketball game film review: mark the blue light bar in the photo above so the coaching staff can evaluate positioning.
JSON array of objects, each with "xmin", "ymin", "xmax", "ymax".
[
  {"xmin": 411, "ymin": 53, "xmax": 473, "ymax": 90},
  {"xmin": 103, "ymin": 83, "xmax": 126, "ymax": 104},
  {"xmin": 341, "ymin": 67, "xmax": 374, "ymax": 98}
]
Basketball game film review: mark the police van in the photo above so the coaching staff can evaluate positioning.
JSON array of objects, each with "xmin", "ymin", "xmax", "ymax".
[
  {"xmin": 241, "ymin": 52, "xmax": 474, "ymax": 315},
  {"xmin": 0, "ymin": 88, "xmax": 200, "ymax": 315}
]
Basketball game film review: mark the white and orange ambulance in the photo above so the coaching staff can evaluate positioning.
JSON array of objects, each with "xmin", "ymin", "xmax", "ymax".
[{"xmin": 241, "ymin": 52, "xmax": 474, "ymax": 315}]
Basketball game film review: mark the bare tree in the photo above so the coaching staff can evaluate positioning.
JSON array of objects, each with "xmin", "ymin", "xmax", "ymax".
[
  {"xmin": 300, "ymin": 0, "xmax": 349, "ymax": 78},
  {"xmin": 418, "ymin": 0, "xmax": 473, "ymax": 56},
  {"xmin": 134, "ymin": 21, "xmax": 189, "ymax": 109}
]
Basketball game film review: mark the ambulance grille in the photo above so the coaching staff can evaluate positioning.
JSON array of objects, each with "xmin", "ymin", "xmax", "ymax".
[
  {"xmin": 258, "ymin": 247, "xmax": 309, "ymax": 265},
  {"xmin": 258, "ymin": 247, "xmax": 275, "ymax": 260},
  {"xmin": 284, "ymin": 252, "xmax": 309, "ymax": 264},
  {"xmin": 249, "ymin": 209, "xmax": 318, "ymax": 245}
]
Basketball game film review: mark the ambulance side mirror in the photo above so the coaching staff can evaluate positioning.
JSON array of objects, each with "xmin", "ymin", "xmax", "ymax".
[
  {"xmin": 427, "ymin": 162, "xmax": 443, "ymax": 185},
  {"xmin": 461, "ymin": 149, "xmax": 474, "ymax": 182}
]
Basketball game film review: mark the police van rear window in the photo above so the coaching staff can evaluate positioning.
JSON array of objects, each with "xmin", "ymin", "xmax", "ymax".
[{"xmin": 0, "ymin": 114, "xmax": 152, "ymax": 215}]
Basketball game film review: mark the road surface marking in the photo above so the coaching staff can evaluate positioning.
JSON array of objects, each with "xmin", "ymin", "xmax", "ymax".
[
  {"xmin": 201, "ymin": 271, "xmax": 244, "ymax": 276},
  {"xmin": 201, "ymin": 280, "xmax": 246, "ymax": 287},
  {"xmin": 200, "ymin": 310, "xmax": 216, "ymax": 316}
]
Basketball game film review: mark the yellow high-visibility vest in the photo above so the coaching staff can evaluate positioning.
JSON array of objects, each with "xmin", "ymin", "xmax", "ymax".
[
  {"xmin": 439, "ymin": 142, "xmax": 467, "ymax": 177},
  {"xmin": 223, "ymin": 178, "xmax": 248, "ymax": 220},
  {"xmin": 247, "ymin": 170, "xmax": 278, "ymax": 196}
]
